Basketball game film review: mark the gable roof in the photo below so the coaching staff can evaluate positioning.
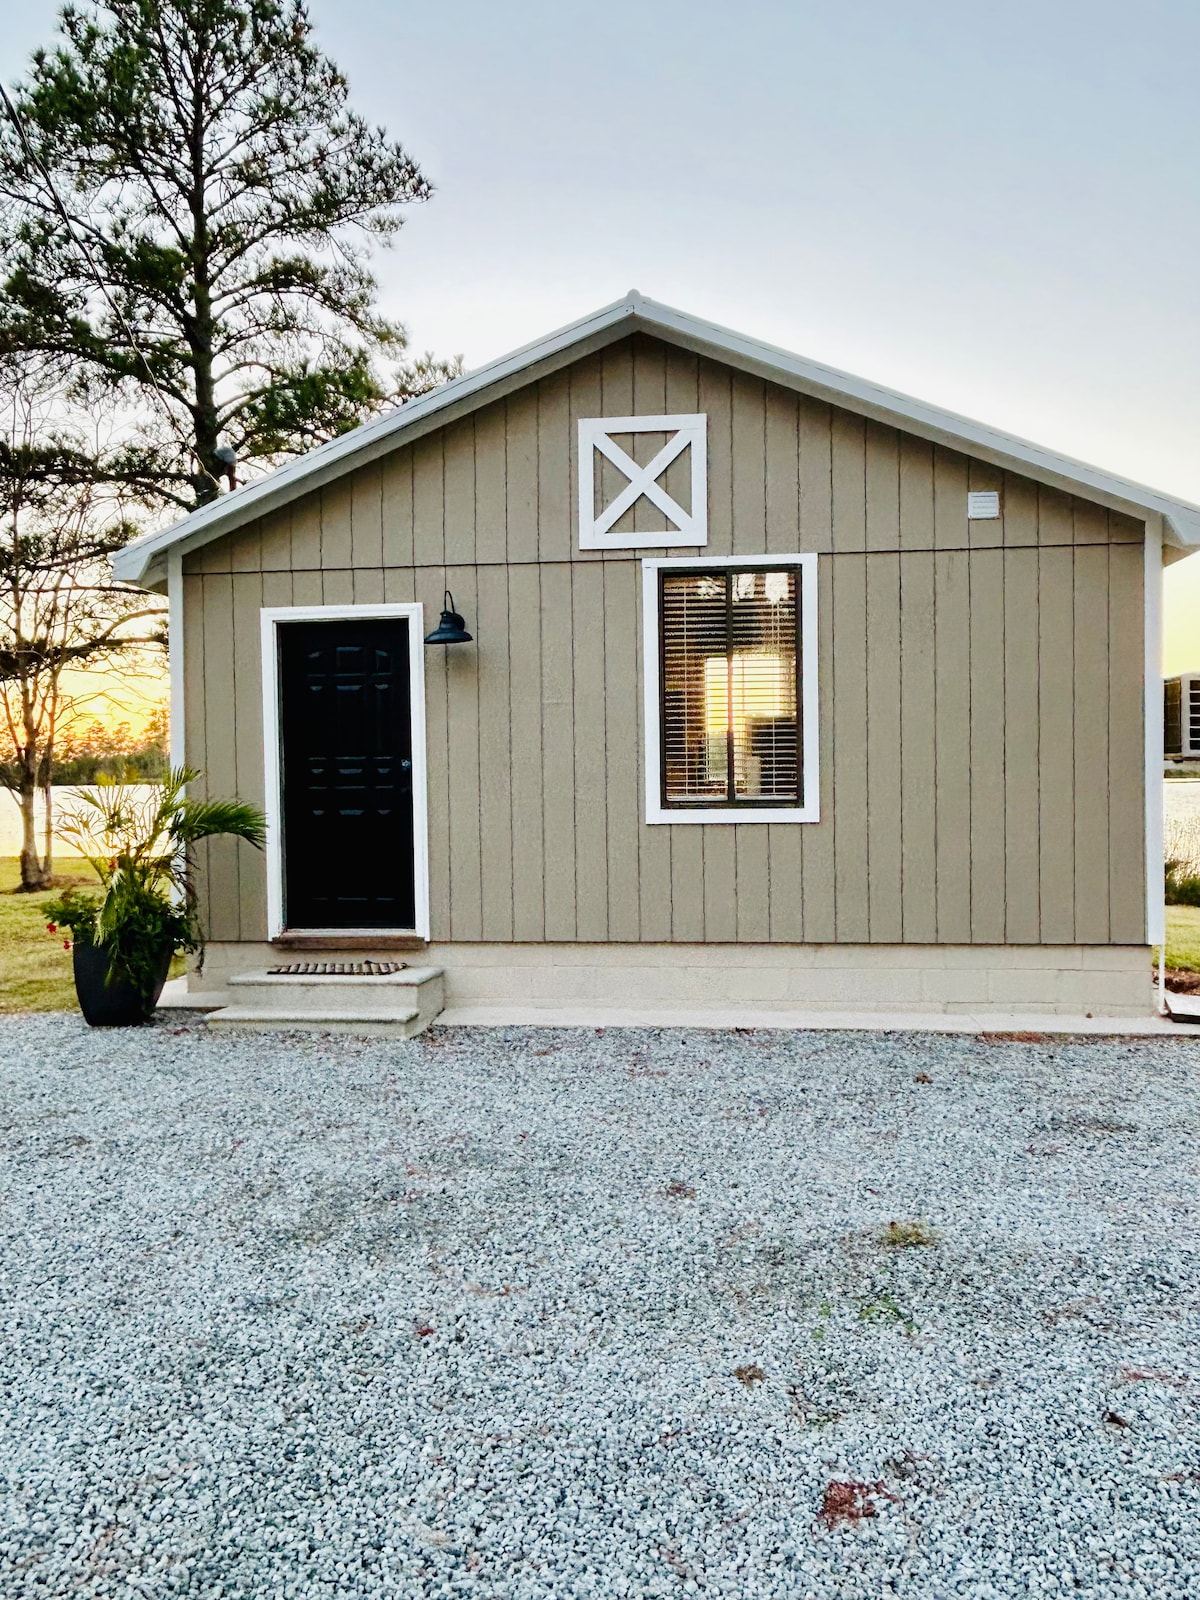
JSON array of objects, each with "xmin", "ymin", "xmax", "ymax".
[{"xmin": 113, "ymin": 291, "xmax": 1200, "ymax": 586}]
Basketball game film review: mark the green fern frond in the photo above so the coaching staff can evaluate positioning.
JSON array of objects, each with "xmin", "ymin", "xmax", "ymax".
[{"xmin": 171, "ymin": 798, "xmax": 267, "ymax": 850}]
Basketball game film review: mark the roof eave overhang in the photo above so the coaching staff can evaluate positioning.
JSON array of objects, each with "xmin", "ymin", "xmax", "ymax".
[
  {"xmin": 634, "ymin": 300, "xmax": 1200, "ymax": 550},
  {"xmin": 114, "ymin": 292, "xmax": 1200, "ymax": 587},
  {"xmin": 114, "ymin": 299, "xmax": 643, "ymax": 587}
]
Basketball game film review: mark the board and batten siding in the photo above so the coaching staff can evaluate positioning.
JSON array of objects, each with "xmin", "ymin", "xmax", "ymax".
[{"xmin": 182, "ymin": 334, "xmax": 1147, "ymax": 947}]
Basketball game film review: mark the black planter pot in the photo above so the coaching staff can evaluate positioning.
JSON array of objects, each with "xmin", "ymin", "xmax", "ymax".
[{"xmin": 72, "ymin": 941, "xmax": 173, "ymax": 1027}]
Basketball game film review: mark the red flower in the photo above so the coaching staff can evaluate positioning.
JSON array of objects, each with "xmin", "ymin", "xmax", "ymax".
[
  {"xmin": 46, "ymin": 922, "xmax": 56, "ymax": 934},
  {"xmin": 62, "ymin": 940, "xmax": 71, "ymax": 951}
]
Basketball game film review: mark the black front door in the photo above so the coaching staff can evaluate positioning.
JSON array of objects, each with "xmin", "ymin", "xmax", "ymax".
[{"xmin": 278, "ymin": 618, "xmax": 416, "ymax": 929}]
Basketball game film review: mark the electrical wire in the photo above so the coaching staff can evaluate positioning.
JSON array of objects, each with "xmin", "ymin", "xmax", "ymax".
[{"xmin": 0, "ymin": 80, "xmax": 223, "ymax": 497}]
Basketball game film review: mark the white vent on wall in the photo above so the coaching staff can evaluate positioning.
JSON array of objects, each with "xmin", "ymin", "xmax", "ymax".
[{"xmin": 967, "ymin": 490, "xmax": 1001, "ymax": 520}]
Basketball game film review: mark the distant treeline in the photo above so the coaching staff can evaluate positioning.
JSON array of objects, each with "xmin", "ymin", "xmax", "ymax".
[
  {"xmin": 50, "ymin": 746, "xmax": 168, "ymax": 784},
  {"xmin": 1, "ymin": 707, "xmax": 168, "ymax": 787}
]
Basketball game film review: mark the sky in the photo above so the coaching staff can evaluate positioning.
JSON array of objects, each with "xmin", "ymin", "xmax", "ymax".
[{"xmin": 3, "ymin": 0, "xmax": 1200, "ymax": 676}]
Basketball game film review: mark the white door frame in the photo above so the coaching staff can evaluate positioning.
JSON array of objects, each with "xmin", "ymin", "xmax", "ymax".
[{"xmin": 259, "ymin": 602, "xmax": 430, "ymax": 940}]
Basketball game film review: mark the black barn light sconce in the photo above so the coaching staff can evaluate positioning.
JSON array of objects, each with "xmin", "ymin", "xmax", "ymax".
[{"xmin": 424, "ymin": 589, "xmax": 473, "ymax": 645}]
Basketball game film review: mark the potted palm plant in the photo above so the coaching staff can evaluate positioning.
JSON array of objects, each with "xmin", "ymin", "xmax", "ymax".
[{"xmin": 44, "ymin": 769, "xmax": 266, "ymax": 1026}]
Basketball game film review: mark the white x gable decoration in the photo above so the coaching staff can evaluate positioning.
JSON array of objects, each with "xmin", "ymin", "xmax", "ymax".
[{"xmin": 578, "ymin": 414, "xmax": 707, "ymax": 549}]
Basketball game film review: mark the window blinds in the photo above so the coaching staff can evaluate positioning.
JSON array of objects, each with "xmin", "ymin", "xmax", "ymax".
[{"xmin": 660, "ymin": 567, "xmax": 800, "ymax": 808}]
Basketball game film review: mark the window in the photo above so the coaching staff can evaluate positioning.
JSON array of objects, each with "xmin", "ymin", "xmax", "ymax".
[{"xmin": 643, "ymin": 556, "xmax": 819, "ymax": 824}]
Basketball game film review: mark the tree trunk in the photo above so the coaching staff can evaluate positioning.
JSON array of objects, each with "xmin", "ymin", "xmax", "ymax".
[
  {"xmin": 188, "ymin": 77, "xmax": 219, "ymax": 507},
  {"xmin": 41, "ymin": 777, "xmax": 53, "ymax": 882},
  {"xmin": 17, "ymin": 775, "xmax": 51, "ymax": 891}
]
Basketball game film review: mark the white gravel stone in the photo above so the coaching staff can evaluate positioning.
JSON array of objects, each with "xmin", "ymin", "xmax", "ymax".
[{"xmin": 1, "ymin": 1016, "xmax": 1199, "ymax": 1597}]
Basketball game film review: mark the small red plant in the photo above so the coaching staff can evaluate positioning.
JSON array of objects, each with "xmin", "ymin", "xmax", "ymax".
[
  {"xmin": 817, "ymin": 1479, "xmax": 898, "ymax": 1529},
  {"xmin": 665, "ymin": 1180, "xmax": 697, "ymax": 1199}
]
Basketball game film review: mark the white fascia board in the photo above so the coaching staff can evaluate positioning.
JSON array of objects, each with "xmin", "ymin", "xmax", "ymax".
[
  {"xmin": 113, "ymin": 289, "xmax": 1200, "ymax": 586},
  {"xmin": 1161, "ymin": 504, "xmax": 1200, "ymax": 547}
]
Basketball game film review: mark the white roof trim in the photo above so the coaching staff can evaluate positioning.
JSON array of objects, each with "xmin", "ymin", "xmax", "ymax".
[{"xmin": 113, "ymin": 290, "xmax": 1200, "ymax": 584}]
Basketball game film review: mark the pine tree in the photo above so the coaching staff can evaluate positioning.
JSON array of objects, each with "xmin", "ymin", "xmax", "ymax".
[{"xmin": 0, "ymin": 0, "xmax": 454, "ymax": 509}]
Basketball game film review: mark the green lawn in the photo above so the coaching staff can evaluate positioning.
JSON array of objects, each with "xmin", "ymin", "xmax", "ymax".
[
  {"xmin": 1165, "ymin": 905, "xmax": 1200, "ymax": 973},
  {"xmin": 0, "ymin": 856, "xmax": 94, "ymax": 1012}
]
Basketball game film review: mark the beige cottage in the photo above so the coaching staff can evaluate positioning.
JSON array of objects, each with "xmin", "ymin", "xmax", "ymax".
[{"xmin": 114, "ymin": 294, "xmax": 1198, "ymax": 1028}]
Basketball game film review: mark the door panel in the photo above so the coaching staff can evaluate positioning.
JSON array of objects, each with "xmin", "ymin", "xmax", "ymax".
[{"xmin": 278, "ymin": 618, "xmax": 416, "ymax": 929}]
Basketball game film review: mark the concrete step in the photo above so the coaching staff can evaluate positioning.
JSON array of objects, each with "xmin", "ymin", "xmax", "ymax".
[
  {"xmin": 208, "ymin": 1004, "xmax": 426, "ymax": 1038},
  {"xmin": 1164, "ymin": 993, "xmax": 1200, "ymax": 1025},
  {"xmin": 157, "ymin": 977, "xmax": 228, "ymax": 1011},
  {"xmin": 206, "ymin": 964, "xmax": 444, "ymax": 1036}
]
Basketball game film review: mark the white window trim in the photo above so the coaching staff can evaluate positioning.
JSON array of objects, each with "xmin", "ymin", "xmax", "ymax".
[
  {"xmin": 641, "ymin": 553, "xmax": 820, "ymax": 825},
  {"xmin": 259, "ymin": 602, "xmax": 430, "ymax": 940},
  {"xmin": 579, "ymin": 413, "xmax": 707, "ymax": 549}
]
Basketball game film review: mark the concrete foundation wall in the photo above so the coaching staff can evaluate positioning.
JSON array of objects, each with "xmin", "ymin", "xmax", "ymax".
[{"xmin": 192, "ymin": 942, "xmax": 1153, "ymax": 1017}]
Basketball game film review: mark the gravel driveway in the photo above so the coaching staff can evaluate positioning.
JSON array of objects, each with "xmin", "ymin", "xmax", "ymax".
[{"xmin": 2, "ymin": 1016, "xmax": 1199, "ymax": 1599}]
